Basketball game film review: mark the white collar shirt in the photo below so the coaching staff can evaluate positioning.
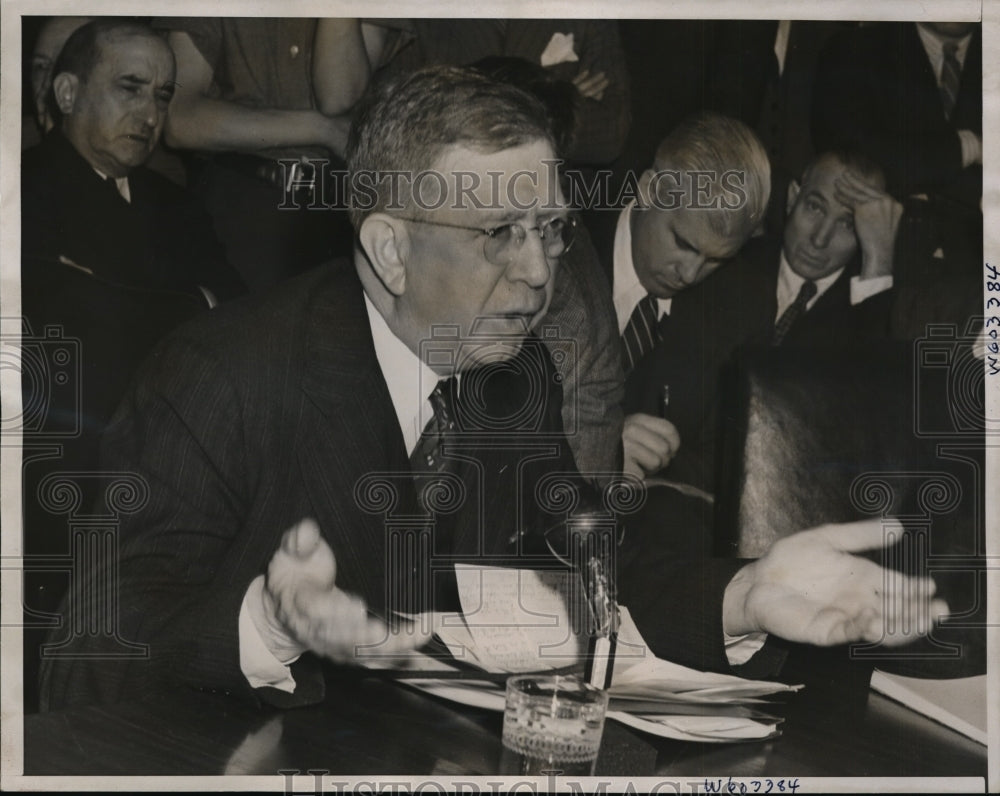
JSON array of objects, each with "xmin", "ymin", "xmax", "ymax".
[{"xmin": 612, "ymin": 200, "xmax": 673, "ymax": 334}]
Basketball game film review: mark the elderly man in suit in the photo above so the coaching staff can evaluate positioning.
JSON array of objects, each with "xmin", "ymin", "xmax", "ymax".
[
  {"xmin": 21, "ymin": 18, "xmax": 243, "ymax": 300},
  {"xmin": 41, "ymin": 66, "xmax": 945, "ymax": 711},
  {"xmin": 20, "ymin": 18, "xmax": 247, "ymax": 712}
]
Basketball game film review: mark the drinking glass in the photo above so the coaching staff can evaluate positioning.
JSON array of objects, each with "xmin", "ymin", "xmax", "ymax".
[{"xmin": 499, "ymin": 674, "xmax": 609, "ymax": 776}]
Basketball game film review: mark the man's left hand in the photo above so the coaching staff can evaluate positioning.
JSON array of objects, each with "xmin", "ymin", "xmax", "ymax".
[
  {"xmin": 722, "ymin": 519, "xmax": 949, "ymax": 647},
  {"xmin": 834, "ymin": 171, "xmax": 903, "ymax": 280}
]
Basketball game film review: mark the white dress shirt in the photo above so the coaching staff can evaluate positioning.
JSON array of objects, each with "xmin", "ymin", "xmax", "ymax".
[
  {"xmin": 93, "ymin": 167, "xmax": 131, "ymax": 203},
  {"xmin": 239, "ymin": 292, "xmax": 441, "ymax": 692},
  {"xmin": 612, "ymin": 200, "xmax": 672, "ymax": 334},
  {"xmin": 774, "ymin": 253, "xmax": 894, "ymax": 323},
  {"xmin": 915, "ymin": 23, "xmax": 972, "ymax": 80}
]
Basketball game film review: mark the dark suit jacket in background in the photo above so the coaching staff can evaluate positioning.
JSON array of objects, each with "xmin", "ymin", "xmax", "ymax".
[
  {"xmin": 21, "ymin": 130, "xmax": 244, "ymax": 300},
  {"xmin": 707, "ymin": 21, "xmax": 851, "ymax": 237},
  {"xmin": 40, "ymin": 263, "xmax": 753, "ymax": 712},
  {"xmin": 812, "ymin": 23, "xmax": 981, "ymax": 209},
  {"xmin": 625, "ymin": 236, "xmax": 892, "ymax": 494}
]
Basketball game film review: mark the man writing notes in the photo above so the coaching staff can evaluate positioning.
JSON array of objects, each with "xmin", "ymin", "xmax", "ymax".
[
  {"xmin": 605, "ymin": 113, "xmax": 771, "ymax": 487},
  {"xmin": 621, "ymin": 130, "xmax": 900, "ymax": 496},
  {"xmin": 41, "ymin": 67, "xmax": 945, "ymax": 711}
]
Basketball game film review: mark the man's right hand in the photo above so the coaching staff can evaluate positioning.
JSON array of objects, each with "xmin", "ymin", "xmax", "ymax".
[
  {"xmin": 622, "ymin": 412, "xmax": 681, "ymax": 480},
  {"xmin": 260, "ymin": 518, "xmax": 430, "ymax": 663}
]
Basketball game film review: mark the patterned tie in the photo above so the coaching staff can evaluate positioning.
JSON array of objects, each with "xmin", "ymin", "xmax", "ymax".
[
  {"xmin": 939, "ymin": 42, "xmax": 961, "ymax": 120},
  {"xmin": 772, "ymin": 279, "xmax": 817, "ymax": 345},
  {"xmin": 621, "ymin": 294, "xmax": 662, "ymax": 371},
  {"xmin": 409, "ymin": 378, "xmax": 458, "ymax": 472}
]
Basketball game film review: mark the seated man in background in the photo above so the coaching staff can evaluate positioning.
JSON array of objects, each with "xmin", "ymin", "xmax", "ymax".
[
  {"xmin": 19, "ymin": 18, "xmax": 243, "ymax": 712},
  {"xmin": 40, "ymin": 66, "xmax": 946, "ymax": 712},
  {"xmin": 21, "ymin": 18, "xmax": 244, "ymax": 301},
  {"xmin": 602, "ymin": 113, "xmax": 771, "ymax": 484},
  {"xmin": 628, "ymin": 149, "xmax": 901, "ymax": 497}
]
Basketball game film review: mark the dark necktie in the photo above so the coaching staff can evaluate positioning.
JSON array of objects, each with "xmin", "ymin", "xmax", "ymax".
[
  {"xmin": 939, "ymin": 42, "xmax": 961, "ymax": 120},
  {"xmin": 621, "ymin": 293, "xmax": 662, "ymax": 371},
  {"xmin": 103, "ymin": 175, "xmax": 125, "ymax": 202},
  {"xmin": 772, "ymin": 279, "xmax": 817, "ymax": 345},
  {"xmin": 409, "ymin": 378, "xmax": 458, "ymax": 472}
]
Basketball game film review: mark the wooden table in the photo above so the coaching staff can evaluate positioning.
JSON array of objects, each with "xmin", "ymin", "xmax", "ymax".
[{"xmin": 21, "ymin": 668, "xmax": 986, "ymax": 783}]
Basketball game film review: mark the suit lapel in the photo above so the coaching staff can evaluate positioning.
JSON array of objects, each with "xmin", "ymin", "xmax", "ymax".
[{"xmin": 294, "ymin": 267, "xmax": 418, "ymax": 608}]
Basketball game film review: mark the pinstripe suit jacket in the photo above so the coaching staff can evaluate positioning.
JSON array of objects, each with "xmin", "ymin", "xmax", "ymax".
[
  {"xmin": 40, "ymin": 262, "xmax": 754, "ymax": 711},
  {"xmin": 39, "ymin": 263, "xmax": 575, "ymax": 709}
]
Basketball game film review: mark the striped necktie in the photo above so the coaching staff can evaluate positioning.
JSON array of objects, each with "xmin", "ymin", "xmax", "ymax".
[
  {"xmin": 409, "ymin": 379, "xmax": 458, "ymax": 472},
  {"xmin": 772, "ymin": 279, "xmax": 817, "ymax": 345},
  {"xmin": 939, "ymin": 42, "xmax": 961, "ymax": 120},
  {"xmin": 621, "ymin": 293, "xmax": 662, "ymax": 371}
]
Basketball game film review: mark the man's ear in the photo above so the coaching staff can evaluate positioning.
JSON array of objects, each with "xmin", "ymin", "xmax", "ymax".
[
  {"xmin": 51, "ymin": 72, "xmax": 79, "ymax": 115},
  {"xmin": 786, "ymin": 179, "xmax": 801, "ymax": 216},
  {"xmin": 358, "ymin": 213, "xmax": 408, "ymax": 296}
]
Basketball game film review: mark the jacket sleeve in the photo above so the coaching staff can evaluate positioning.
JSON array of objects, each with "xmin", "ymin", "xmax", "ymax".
[{"xmin": 39, "ymin": 329, "xmax": 323, "ymax": 711}]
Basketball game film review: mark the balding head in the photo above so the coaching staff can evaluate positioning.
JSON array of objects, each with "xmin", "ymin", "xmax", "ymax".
[{"xmin": 52, "ymin": 20, "xmax": 175, "ymax": 177}]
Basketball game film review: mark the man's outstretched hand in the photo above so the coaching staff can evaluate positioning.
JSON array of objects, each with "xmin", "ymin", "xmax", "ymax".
[
  {"xmin": 723, "ymin": 519, "xmax": 949, "ymax": 647},
  {"xmin": 259, "ymin": 518, "xmax": 431, "ymax": 663}
]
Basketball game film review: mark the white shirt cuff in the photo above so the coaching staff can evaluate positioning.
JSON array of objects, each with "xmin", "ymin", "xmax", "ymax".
[
  {"xmin": 239, "ymin": 575, "xmax": 303, "ymax": 693},
  {"xmin": 723, "ymin": 630, "xmax": 769, "ymax": 666},
  {"xmin": 958, "ymin": 130, "xmax": 982, "ymax": 168},
  {"xmin": 850, "ymin": 274, "xmax": 893, "ymax": 305}
]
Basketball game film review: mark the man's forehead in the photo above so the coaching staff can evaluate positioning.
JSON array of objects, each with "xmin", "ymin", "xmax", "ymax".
[
  {"xmin": 429, "ymin": 139, "xmax": 561, "ymax": 213},
  {"xmin": 801, "ymin": 156, "xmax": 848, "ymax": 197},
  {"xmin": 671, "ymin": 205, "xmax": 746, "ymax": 258},
  {"xmin": 94, "ymin": 31, "xmax": 175, "ymax": 76}
]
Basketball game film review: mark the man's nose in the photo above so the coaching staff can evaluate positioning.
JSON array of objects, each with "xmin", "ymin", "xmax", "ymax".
[
  {"xmin": 507, "ymin": 230, "xmax": 552, "ymax": 289},
  {"xmin": 138, "ymin": 94, "xmax": 161, "ymax": 130},
  {"xmin": 810, "ymin": 217, "xmax": 835, "ymax": 249},
  {"xmin": 677, "ymin": 253, "xmax": 707, "ymax": 285}
]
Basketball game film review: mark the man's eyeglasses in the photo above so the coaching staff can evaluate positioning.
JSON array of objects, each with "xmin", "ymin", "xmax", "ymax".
[{"xmin": 400, "ymin": 214, "xmax": 577, "ymax": 266}]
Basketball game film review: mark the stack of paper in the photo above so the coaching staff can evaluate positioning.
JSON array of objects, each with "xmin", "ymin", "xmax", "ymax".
[{"xmin": 378, "ymin": 566, "xmax": 800, "ymax": 743}]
